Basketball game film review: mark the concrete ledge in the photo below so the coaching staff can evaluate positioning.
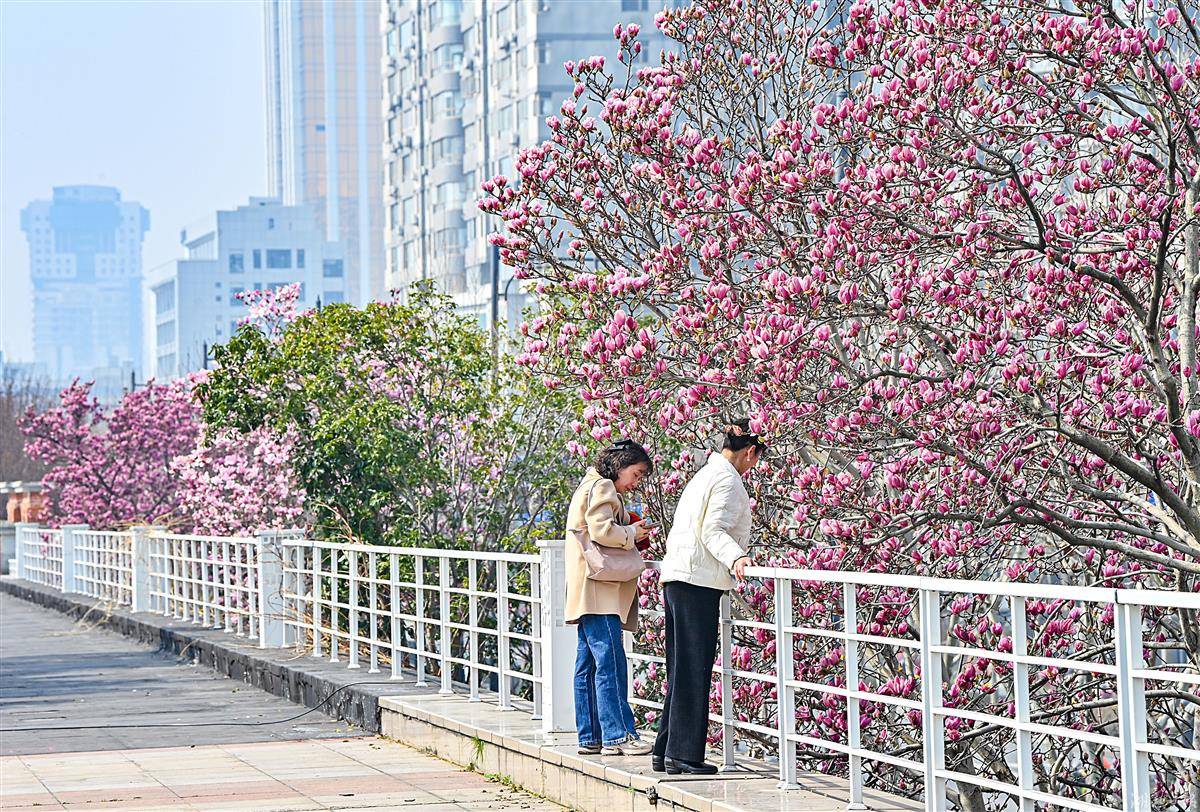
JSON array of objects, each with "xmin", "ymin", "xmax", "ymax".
[{"xmin": 380, "ymin": 696, "xmax": 922, "ymax": 812}]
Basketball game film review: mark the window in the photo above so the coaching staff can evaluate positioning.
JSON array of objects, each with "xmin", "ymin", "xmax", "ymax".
[
  {"xmin": 266, "ymin": 249, "xmax": 292, "ymax": 269},
  {"xmin": 215, "ymin": 295, "xmax": 222, "ymax": 302},
  {"xmin": 253, "ymin": 249, "xmax": 262, "ymax": 269},
  {"xmin": 323, "ymin": 259, "xmax": 344, "ymax": 278},
  {"xmin": 428, "ymin": 0, "xmax": 461, "ymax": 27},
  {"xmin": 296, "ymin": 249, "xmax": 305, "ymax": 268},
  {"xmin": 435, "ymin": 181, "xmax": 464, "ymax": 211},
  {"xmin": 156, "ymin": 322, "xmax": 173, "ymax": 345},
  {"xmin": 155, "ymin": 282, "xmax": 175, "ymax": 315},
  {"xmin": 267, "ymin": 217, "xmax": 275, "ymax": 230},
  {"xmin": 325, "ymin": 290, "xmax": 346, "ymax": 303},
  {"xmin": 229, "ymin": 252, "xmax": 244, "ymax": 273},
  {"xmin": 537, "ymin": 43, "xmax": 550, "ymax": 64},
  {"xmin": 398, "ymin": 18, "xmax": 414, "ymax": 50},
  {"xmin": 622, "ymin": 0, "xmax": 650, "ymax": 9},
  {"xmin": 230, "ymin": 320, "xmax": 240, "ymax": 336},
  {"xmin": 432, "ymin": 91, "xmax": 462, "ymax": 120},
  {"xmin": 431, "ymin": 135, "xmax": 464, "ymax": 164},
  {"xmin": 386, "ymin": 27, "xmax": 399, "ymax": 58},
  {"xmin": 433, "ymin": 43, "xmax": 463, "ymax": 71},
  {"xmin": 231, "ymin": 285, "xmax": 244, "ymax": 301}
]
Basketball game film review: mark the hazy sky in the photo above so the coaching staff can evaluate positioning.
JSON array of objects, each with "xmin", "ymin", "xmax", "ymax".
[{"xmin": 1, "ymin": 0, "xmax": 265, "ymax": 362}]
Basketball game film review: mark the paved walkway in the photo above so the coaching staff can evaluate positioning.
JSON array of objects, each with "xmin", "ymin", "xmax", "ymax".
[
  {"xmin": 0, "ymin": 592, "xmax": 352, "ymax": 755},
  {"xmin": 3, "ymin": 737, "xmax": 564, "ymax": 811},
  {"xmin": 0, "ymin": 594, "xmax": 564, "ymax": 811}
]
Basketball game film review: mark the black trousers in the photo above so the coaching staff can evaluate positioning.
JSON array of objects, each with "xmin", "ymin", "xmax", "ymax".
[{"xmin": 653, "ymin": 580, "xmax": 723, "ymax": 763}]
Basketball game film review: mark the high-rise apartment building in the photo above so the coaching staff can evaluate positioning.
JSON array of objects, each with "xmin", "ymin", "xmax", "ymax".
[
  {"xmin": 147, "ymin": 198, "xmax": 347, "ymax": 379},
  {"xmin": 20, "ymin": 186, "xmax": 150, "ymax": 390},
  {"xmin": 265, "ymin": 0, "xmax": 385, "ymax": 304},
  {"xmin": 382, "ymin": 0, "xmax": 668, "ymax": 328}
]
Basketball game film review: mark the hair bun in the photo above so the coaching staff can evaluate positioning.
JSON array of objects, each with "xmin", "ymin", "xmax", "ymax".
[{"xmin": 724, "ymin": 424, "xmax": 745, "ymax": 437}]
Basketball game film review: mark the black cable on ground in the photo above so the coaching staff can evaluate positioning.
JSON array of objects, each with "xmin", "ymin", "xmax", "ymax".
[{"xmin": 0, "ymin": 680, "xmax": 403, "ymax": 732}]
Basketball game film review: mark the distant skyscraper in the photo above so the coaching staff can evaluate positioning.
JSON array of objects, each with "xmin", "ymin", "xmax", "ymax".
[
  {"xmin": 20, "ymin": 186, "xmax": 149, "ymax": 390},
  {"xmin": 382, "ymin": 0, "xmax": 669, "ymax": 328},
  {"xmin": 264, "ymin": 0, "xmax": 385, "ymax": 305},
  {"xmin": 147, "ymin": 197, "xmax": 347, "ymax": 379}
]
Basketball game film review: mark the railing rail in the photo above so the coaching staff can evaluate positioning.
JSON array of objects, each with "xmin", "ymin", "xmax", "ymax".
[{"xmin": 8, "ymin": 524, "xmax": 1198, "ymax": 810}]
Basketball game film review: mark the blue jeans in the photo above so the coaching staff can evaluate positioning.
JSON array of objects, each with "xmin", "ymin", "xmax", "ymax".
[{"xmin": 574, "ymin": 614, "xmax": 637, "ymax": 747}]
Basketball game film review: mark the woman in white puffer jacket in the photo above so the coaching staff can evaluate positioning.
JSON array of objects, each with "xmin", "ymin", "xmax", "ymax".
[{"xmin": 651, "ymin": 420, "xmax": 764, "ymax": 775}]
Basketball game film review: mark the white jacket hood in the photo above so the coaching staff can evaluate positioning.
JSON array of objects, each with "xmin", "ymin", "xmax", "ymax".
[{"xmin": 659, "ymin": 452, "xmax": 751, "ymax": 591}]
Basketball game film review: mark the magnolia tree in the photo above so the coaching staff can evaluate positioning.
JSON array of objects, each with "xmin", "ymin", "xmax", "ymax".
[
  {"xmin": 172, "ymin": 424, "xmax": 305, "ymax": 536},
  {"xmin": 483, "ymin": 0, "xmax": 1199, "ymax": 806},
  {"xmin": 20, "ymin": 379, "xmax": 202, "ymax": 528}
]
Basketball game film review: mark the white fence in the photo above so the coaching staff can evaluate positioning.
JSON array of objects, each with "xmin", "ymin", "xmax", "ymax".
[{"xmin": 8, "ymin": 524, "xmax": 1198, "ymax": 811}]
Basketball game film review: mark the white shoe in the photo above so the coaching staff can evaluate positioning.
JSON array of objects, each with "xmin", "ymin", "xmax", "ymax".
[
  {"xmin": 578, "ymin": 743, "xmax": 601, "ymax": 755},
  {"xmin": 602, "ymin": 736, "xmax": 653, "ymax": 756}
]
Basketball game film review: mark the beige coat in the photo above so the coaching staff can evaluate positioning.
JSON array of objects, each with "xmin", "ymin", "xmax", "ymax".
[{"xmin": 564, "ymin": 468, "xmax": 640, "ymax": 632}]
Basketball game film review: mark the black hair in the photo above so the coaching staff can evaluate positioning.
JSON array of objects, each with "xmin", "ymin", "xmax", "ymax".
[
  {"xmin": 721, "ymin": 419, "xmax": 767, "ymax": 455},
  {"xmin": 595, "ymin": 439, "xmax": 654, "ymax": 481}
]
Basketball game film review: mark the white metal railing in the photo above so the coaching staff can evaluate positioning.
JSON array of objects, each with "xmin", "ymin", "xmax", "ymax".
[
  {"xmin": 147, "ymin": 532, "xmax": 267, "ymax": 641},
  {"xmin": 10, "ymin": 524, "xmax": 1197, "ymax": 809},
  {"xmin": 15, "ymin": 524, "xmax": 64, "ymax": 589},
  {"xmin": 72, "ymin": 529, "xmax": 134, "ymax": 604},
  {"xmin": 628, "ymin": 565, "xmax": 1200, "ymax": 812},
  {"xmin": 280, "ymin": 539, "xmax": 546, "ymax": 714}
]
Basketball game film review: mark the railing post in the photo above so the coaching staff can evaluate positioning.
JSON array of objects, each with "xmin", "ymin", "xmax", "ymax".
[
  {"xmin": 719, "ymin": 592, "xmax": 736, "ymax": 770},
  {"xmin": 254, "ymin": 530, "xmax": 289, "ymax": 648},
  {"xmin": 918, "ymin": 587, "xmax": 947, "ymax": 812},
  {"xmin": 59, "ymin": 523, "xmax": 87, "ymax": 593},
  {"xmin": 536, "ymin": 539, "xmax": 575, "ymax": 735},
  {"xmin": 0, "ymin": 521, "xmax": 16, "ymax": 575},
  {"xmin": 14, "ymin": 522, "xmax": 36, "ymax": 580},
  {"xmin": 129, "ymin": 526, "xmax": 158, "ymax": 613},
  {"xmin": 1010, "ymin": 596, "xmax": 1035, "ymax": 812},
  {"xmin": 842, "ymin": 582, "xmax": 865, "ymax": 808},
  {"xmin": 1115, "ymin": 601, "xmax": 1150, "ymax": 811},
  {"xmin": 347, "ymin": 548, "xmax": 360, "ymax": 669},
  {"xmin": 438, "ymin": 556, "xmax": 453, "ymax": 695},
  {"xmin": 775, "ymin": 575, "xmax": 798, "ymax": 789},
  {"xmin": 497, "ymin": 560, "xmax": 513, "ymax": 709}
]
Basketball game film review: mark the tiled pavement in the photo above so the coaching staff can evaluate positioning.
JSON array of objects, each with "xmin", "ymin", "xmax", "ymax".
[{"xmin": 0, "ymin": 736, "xmax": 566, "ymax": 811}]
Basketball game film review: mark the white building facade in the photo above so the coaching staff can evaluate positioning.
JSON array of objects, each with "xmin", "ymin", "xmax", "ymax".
[
  {"xmin": 147, "ymin": 198, "xmax": 347, "ymax": 379},
  {"xmin": 265, "ymin": 0, "xmax": 386, "ymax": 304},
  {"xmin": 382, "ymin": 0, "xmax": 669, "ymax": 328}
]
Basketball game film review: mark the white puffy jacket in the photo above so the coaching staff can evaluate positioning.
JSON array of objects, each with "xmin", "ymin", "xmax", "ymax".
[{"xmin": 660, "ymin": 452, "xmax": 751, "ymax": 591}]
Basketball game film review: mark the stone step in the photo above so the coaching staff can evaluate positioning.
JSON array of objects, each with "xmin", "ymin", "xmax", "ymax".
[{"xmin": 380, "ymin": 693, "xmax": 922, "ymax": 812}]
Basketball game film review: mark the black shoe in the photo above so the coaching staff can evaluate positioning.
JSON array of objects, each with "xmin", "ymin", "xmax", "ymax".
[
  {"xmin": 664, "ymin": 758, "xmax": 718, "ymax": 775},
  {"xmin": 651, "ymin": 755, "xmax": 665, "ymax": 773}
]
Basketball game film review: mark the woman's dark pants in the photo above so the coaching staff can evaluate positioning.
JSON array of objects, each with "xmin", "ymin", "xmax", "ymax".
[{"xmin": 653, "ymin": 580, "xmax": 723, "ymax": 763}]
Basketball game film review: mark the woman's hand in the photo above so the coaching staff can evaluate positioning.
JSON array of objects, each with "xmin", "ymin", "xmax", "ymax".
[
  {"xmin": 633, "ymin": 520, "xmax": 655, "ymax": 542},
  {"xmin": 732, "ymin": 555, "xmax": 753, "ymax": 582}
]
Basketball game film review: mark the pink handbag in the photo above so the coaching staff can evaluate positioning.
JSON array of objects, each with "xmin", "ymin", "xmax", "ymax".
[{"xmin": 571, "ymin": 482, "xmax": 647, "ymax": 582}]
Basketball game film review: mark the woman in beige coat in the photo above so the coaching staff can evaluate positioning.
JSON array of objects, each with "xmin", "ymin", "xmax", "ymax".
[{"xmin": 566, "ymin": 439, "xmax": 655, "ymax": 756}]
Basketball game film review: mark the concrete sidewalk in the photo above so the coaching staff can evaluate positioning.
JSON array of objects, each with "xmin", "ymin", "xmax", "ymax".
[{"xmin": 0, "ymin": 592, "xmax": 354, "ymax": 755}]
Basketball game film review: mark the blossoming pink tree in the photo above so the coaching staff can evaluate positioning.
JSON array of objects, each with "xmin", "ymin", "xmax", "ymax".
[
  {"xmin": 484, "ymin": 0, "xmax": 1199, "ymax": 805},
  {"xmin": 20, "ymin": 379, "xmax": 202, "ymax": 528},
  {"xmin": 173, "ymin": 424, "xmax": 305, "ymax": 536}
]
